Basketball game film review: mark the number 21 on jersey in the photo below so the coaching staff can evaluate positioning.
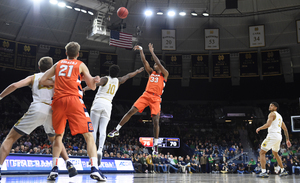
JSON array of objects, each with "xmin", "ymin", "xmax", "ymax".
[{"xmin": 58, "ymin": 65, "xmax": 74, "ymax": 77}]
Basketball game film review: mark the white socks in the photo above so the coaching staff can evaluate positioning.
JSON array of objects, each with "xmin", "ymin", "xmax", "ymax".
[
  {"xmin": 90, "ymin": 157, "xmax": 98, "ymax": 169},
  {"xmin": 281, "ymin": 168, "xmax": 284, "ymax": 172},
  {"xmin": 154, "ymin": 138, "xmax": 158, "ymax": 146},
  {"xmin": 65, "ymin": 159, "xmax": 70, "ymax": 163},
  {"xmin": 261, "ymin": 169, "xmax": 266, "ymax": 173},
  {"xmin": 52, "ymin": 157, "xmax": 59, "ymax": 167},
  {"xmin": 116, "ymin": 124, "xmax": 122, "ymax": 131}
]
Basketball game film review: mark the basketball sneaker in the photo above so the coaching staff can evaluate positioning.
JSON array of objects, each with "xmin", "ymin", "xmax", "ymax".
[
  {"xmin": 279, "ymin": 169, "xmax": 288, "ymax": 177},
  {"xmin": 107, "ymin": 129, "xmax": 119, "ymax": 138},
  {"xmin": 257, "ymin": 172, "xmax": 269, "ymax": 178},
  {"xmin": 66, "ymin": 161, "xmax": 78, "ymax": 177},
  {"xmin": 90, "ymin": 167, "xmax": 107, "ymax": 181},
  {"xmin": 97, "ymin": 151, "xmax": 103, "ymax": 166},
  {"xmin": 47, "ymin": 166, "xmax": 58, "ymax": 181},
  {"xmin": 152, "ymin": 145, "xmax": 158, "ymax": 156}
]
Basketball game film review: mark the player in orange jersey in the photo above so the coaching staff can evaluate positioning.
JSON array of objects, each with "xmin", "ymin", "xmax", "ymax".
[
  {"xmin": 108, "ymin": 43, "xmax": 169, "ymax": 156},
  {"xmin": 40, "ymin": 42, "xmax": 106, "ymax": 181}
]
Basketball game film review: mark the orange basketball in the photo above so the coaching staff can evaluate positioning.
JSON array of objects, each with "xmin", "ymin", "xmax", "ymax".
[{"xmin": 117, "ymin": 7, "xmax": 128, "ymax": 19}]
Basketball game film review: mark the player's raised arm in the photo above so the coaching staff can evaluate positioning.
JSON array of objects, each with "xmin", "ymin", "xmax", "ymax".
[
  {"xmin": 0, "ymin": 75, "xmax": 34, "ymax": 100},
  {"xmin": 83, "ymin": 77, "xmax": 108, "ymax": 93},
  {"xmin": 134, "ymin": 45, "xmax": 153, "ymax": 75},
  {"xmin": 40, "ymin": 64, "xmax": 56, "ymax": 86},
  {"xmin": 281, "ymin": 121, "xmax": 292, "ymax": 148},
  {"xmin": 148, "ymin": 43, "xmax": 169, "ymax": 80},
  {"xmin": 79, "ymin": 63, "xmax": 100, "ymax": 91},
  {"xmin": 119, "ymin": 67, "xmax": 144, "ymax": 85},
  {"xmin": 256, "ymin": 112, "xmax": 275, "ymax": 134}
]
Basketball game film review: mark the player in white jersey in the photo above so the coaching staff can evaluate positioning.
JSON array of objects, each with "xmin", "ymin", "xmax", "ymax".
[
  {"xmin": 256, "ymin": 102, "xmax": 291, "ymax": 178},
  {"xmin": 0, "ymin": 57, "xmax": 77, "ymax": 180},
  {"xmin": 83, "ymin": 64, "xmax": 144, "ymax": 165}
]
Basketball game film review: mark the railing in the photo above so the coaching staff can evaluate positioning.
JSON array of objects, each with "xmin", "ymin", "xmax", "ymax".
[{"xmin": 227, "ymin": 152, "xmax": 249, "ymax": 164}]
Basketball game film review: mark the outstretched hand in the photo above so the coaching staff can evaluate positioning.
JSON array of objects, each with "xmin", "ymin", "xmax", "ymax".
[
  {"xmin": 148, "ymin": 43, "xmax": 154, "ymax": 52},
  {"xmin": 286, "ymin": 140, "xmax": 292, "ymax": 148},
  {"xmin": 256, "ymin": 128, "xmax": 260, "ymax": 134},
  {"xmin": 94, "ymin": 76, "xmax": 100, "ymax": 83},
  {"xmin": 136, "ymin": 67, "xmax": 144, "ymax": 73},
  {"xmin": 134, "ymin": 45, "xmax": 142, "ymax": 51}
]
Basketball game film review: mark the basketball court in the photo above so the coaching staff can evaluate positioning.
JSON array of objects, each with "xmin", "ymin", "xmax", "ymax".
[{"xmin": 0, "ymin": 173, "xmax": 298, "ymax": 183}]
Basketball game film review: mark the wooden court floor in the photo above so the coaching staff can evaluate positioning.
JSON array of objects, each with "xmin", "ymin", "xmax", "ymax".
[{"xmin": 1, "ymin": 173, "xmax": 298, "ymax": 183}]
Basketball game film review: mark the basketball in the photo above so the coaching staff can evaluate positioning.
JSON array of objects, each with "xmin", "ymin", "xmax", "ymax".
[{"xmin": 117, "ymin": 7, "xmax": 128, "ymax": 19}]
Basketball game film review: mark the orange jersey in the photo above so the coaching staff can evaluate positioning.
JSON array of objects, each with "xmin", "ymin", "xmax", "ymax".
[
  {"xmin": 52, "ymin": 59, "xmax": 83, "ymax": 103},
  {"xmin": 145, "ymin": 71, "xmax": 166, "ymax": 96}
]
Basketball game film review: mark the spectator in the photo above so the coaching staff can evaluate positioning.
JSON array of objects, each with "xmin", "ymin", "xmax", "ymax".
[
  {"xmin": 265, "ymin": 157, "xmax": 270, "ymax": 164},
  {"xmin": 237, "ymin": 163, "xmax": 246, "ymax": 174},
  {"xmin": 228, "ymin": 163, "xmax": 237, "ymax": 173},
  {"xmin": 221, "ymin": 154, "xmax": 227, "ymax": 164},
  {"xmin": 133, "ymin": 154, "xmax": 142, "ymax": 173},
  {"xmin": 200, "ymin": 153, "xmax": 208, "ymax": 173},
  {"xmin": 161, "ymin": 155, "xmax": 169, "ymax": 173},
  {"xmin": 153, "ymin": 154, "xmax": 161, "ymax": 173},
  {"xmin": 271, "ymin": 156, "xmax": 277, "ymax": 163},
  {"xmin": 185, "ymin": 155, "xmax": 192, "ymax": 173},
  {"xmin": 221, "ymin": 163, "xmax": 229, "ymax": 173},
  {"xmin": 208, "ymin": 154, "xmax": 214, "ymax": 173},
  {"xmin": 146, "ymin": 154, "xmax": 154, "ymax": 173},
  {"xmin": 138, "ymin": 153, "xmax": 148, "ymax": 173},
  {"xmin": 229, "ymin": 145, "xmax": 235, "ymax": 152},
  {"xmin": 253, "ymin": 163, "xmax": 262, "ymax": 174},
  {"xmin": 191, "ymin": 157, "xmax": 200, "ymax": 173},
  {"xmin": 212, "ymin": 164, "xmax": 220, "ymax": 174},
  {"xmin": 168, "ymin": 155, "xmax": 179, "ymax": 173}
]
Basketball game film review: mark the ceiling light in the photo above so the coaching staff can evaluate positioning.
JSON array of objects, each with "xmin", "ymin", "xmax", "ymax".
[
  {"xmin": 145, "ymin": 10, "xmax": 153, "ymax": 16},
  {"xmin": 191, "ymin": 11, "xmax": 197, "ymax": 16},
  {"xmin": 157, "ymin": 10, "xmax": 163, "ymax": 15},
  {"xmin": 88, "ymin": 11, "xmax": 94, "ymax": 15},
  {"xmin": 49, "ymin": 0, "xmax": 58, "ymax": 5},
  {"xmin": 202, "ymin": 11, "xmax": 209, "ymax": 16},
  {"xmin": 167, "ymin": 10, "xmax": 175, "ymax": 17},
  {"xmin": 81, "ymin": 9, "xmax": 87, "ymax": 13},
  {"xmin": 179, "ymin": 11, "xmax": 186, "ymax": 16},
  {"xmin": 57, "ymin": 2, "xmax": 66, "ymax": 7},
  {"xmin": 66, "ymin": 5, "xmax": 72, "ymax": 9},
  {"xmin": 74, "ymin": 8, "xmax": 80, "ymax": 11}
]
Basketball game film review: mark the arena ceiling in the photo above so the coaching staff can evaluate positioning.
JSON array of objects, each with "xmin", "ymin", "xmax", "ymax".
[{"xmin": 0, "ymin": 0, "xmax": 300, "ymax": 50}]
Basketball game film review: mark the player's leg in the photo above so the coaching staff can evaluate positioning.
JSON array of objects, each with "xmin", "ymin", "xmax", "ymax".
[
  {"xmin": 97, "ymin": 116, "xmax": 110, "ymax": 165},
  {"xmin": 272, "ymin": 138, "xmax": 288, "ymax": 177},
  {"xmin": 258, "ymin": 136, "xmax": 272, "ymax": 178},
  {"xmin": 0, "ymin": 128, "xmax": 22, "ymax": 165},
  {"xmin": 149, "ymin": 99, "xmax": 161, "ymax": 156},
  {"xmin": 48, "ymin": 99, "xmax": 68, "ymax": 180},
  {"xmin": 48, "ymin": 135, "xmax": 78, "ymax": 177},
  {"xmin": 107, "ymin": 106, "xmax": 139, "ymax": 138},
  {"xmin": 67, "ymin": 97, "xmax": 106, "ymax": 181},
  {"xmin": 259, "ymin": 149, "xmax": 267, "ymax": 170},
  {"xmin": 82, "ymin": 132, "xmax": 106, "ymax": 181},
  {"xmin": 108, "ymin": 94, "xmax": 148, "ymax": 138},
  {"xmin": 90, "ymin": 109, "xmax": 101, "ymax": 144}
]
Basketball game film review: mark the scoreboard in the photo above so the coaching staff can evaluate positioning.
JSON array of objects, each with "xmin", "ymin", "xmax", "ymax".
[{"xmin": 139, "ymin": 137, "xmax": 180, "ymax": 148}]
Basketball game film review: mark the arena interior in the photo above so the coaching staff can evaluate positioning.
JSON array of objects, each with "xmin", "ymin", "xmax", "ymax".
[{"xmin": 0, "ymin": 0, "xmax": 300, "ymax": 182}]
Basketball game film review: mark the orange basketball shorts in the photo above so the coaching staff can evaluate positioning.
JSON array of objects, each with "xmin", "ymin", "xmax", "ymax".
[
  {"xmin": 52, "ymin": 96, "xmax": 94, "ymax": 136},
  {"xmin": 134, "ymin": 91, "xmax": 161, "ymax": 117}
]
